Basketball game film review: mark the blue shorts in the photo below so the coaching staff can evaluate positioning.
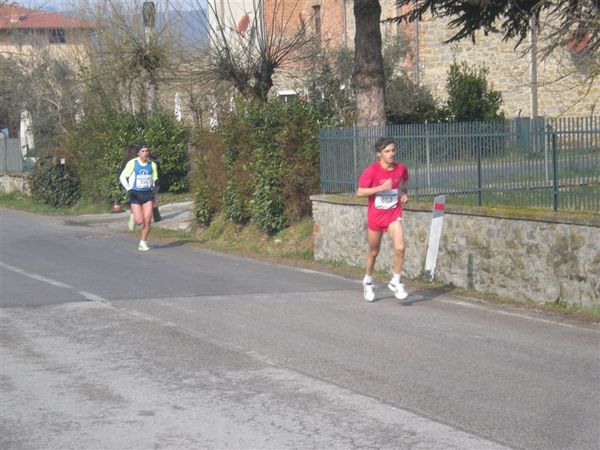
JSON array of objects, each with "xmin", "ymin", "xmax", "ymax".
[{"xmin": 129, "ymin": 190, "xmax": 154, "ymax": 205}]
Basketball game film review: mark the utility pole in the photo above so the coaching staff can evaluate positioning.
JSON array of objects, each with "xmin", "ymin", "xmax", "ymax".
[
  {"xmin": 143, "ymin": 1, "xmax": 157, "ymax": 112},
  {"xmin": 530, "ymin": 14, "xmax": 539, "ymax": 153}
]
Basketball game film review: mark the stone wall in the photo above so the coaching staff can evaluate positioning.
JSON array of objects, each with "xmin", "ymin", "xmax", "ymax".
[
  {"xmin": 0, "ymin": 172, "xmax": 30, "ymax": 195},
  {"xmin": 311, "ymin": 195, "xmax": 600, "ymax": 306},
  {"xmin": 413, "ymin": 15, "xmax": 599, "ymax": 119}
]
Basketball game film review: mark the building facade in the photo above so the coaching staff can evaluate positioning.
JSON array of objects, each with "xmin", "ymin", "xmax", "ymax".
[
  {"xmin": 0, "ymin": 4, "xmax": 93, "ymax": 62},
  {"xmin": 250, "ymin": 0, "xmax": 598, "ymax": 118}
]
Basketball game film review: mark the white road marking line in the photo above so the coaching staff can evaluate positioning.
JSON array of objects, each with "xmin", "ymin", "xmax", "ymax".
[
  {"xmin": 0, "ymin": 261, "xmax": 109, "ymax": 304},
  {"xmin": 0, "ymin": 261, "xmax": 74, "ymax": 289},
  {"xmin": 449, "ymin": 299, "xmax": 599, "ymax": 332}
]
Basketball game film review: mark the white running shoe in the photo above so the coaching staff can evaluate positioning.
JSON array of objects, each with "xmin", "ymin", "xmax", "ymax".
[
  {"xmin": 128, "ymin": 213, "xmax": 135, "ymax": 231},
  {"xmin": 138, "ymin": 241, "xmax": 150, "ymax": 252},
  {"xmin": 363, "ymin": 282, "xmax": 375, "ymax": 302},
  {"xmin": 388, "ymin": 280, "xmax": 408, "ymax": 300}
]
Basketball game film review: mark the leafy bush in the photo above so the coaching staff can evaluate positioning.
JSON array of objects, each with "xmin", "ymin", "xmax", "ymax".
[
  {"xmin": 386, "ymin": 75, "xmax": 442, "ymax": 124},
  {"xmin": 72, "ymin": 110, "xmax": 189, "ymax": 202},
  {"xmin": 276, "ymin": 100, "xmax": 328, "ymax": 219},
  {"xmin": 219, "ymin": 99, "xmax": 258, "ymax": 224},
  {"xmin": 193, "ymin": 185, "xmax": 214, "ymax": 226},
  {"xmin": 30, "ymin": 156, "xmax": 80, "ymax": 208},
  {"xmin": 142, "ymin": 112, "xmax": 189, "ymax": 192},
  {"xmin": 189, "ymin": 96, "xmax": 339, "ymax": 232},
  {"xmin": 252, "ymin": 154, "xmax": 288, "ymax": 235},
  {"xmin": 303, "ymin": 45, "xmax": 356, "ymax": 125},
  {"xmin": 188, "ymin": 129, "xmax": 226, "ymax": 226},
  {"xmin": 446, "ymin": 60, "xmax": 504, "ymax": 122},
  {"xmin": 224, "ymin": 180, "xmax": 251, "ymax": 224}
]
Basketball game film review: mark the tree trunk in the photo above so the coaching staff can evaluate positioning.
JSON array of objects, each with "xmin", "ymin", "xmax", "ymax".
[{"xmin": 352, "ymin": 0, "xmax": 386, "ymax": 127}]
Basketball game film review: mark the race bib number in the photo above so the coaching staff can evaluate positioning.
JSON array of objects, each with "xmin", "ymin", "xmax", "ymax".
[
  {"xmin": 135, "ymin": 174, "xmax": 152, "ymax": 190},
  {"xmin": 375, "ymin": 189, "xmax": 398, "ymax": 209}
]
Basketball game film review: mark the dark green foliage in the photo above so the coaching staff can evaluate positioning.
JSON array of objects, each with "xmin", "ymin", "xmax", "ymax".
[
  {"xmin": 189, "ymin": 96, "xmax": 338, "ymax": 231},
  {"xmin": 188, "ymin": 130, "xmax": 226, "ymax": 227},
  {"xmin": 73, "ymin": 112, "xmax": 141, "ymax": 202},
  {"xmin": 304, "ymin": 46, "xmax": 356, "ymax": 124},
  {"xmin": 252, "ymin": 155, "xmax": 288, "ymax": 235},
  {"xmin": 248, "ymin": 103, "xmax": 288, "ymax": 234},
  {"xmin": 224, "ymin": 180, "xmax": 251, "ymax": 224},
  {"xmin": 142, "ymin": 112, "xmax": 189, "ymax": 192},
  {"xmin": 382, "ymin": 34, "xmax": 445, "ymax": 124},
  {"xmin": 446, "ymin": 61, "xmax": 504, "ymax": 122},
  {"xmin": 386, "ymin": 76, "xmax": 442, "ymax": 124},
  {"xmin": 276, "ymin": 101, "xmax": 328, "ymax": 219},
  {"xmin": 73, "ymin": 110, "xmax": 189, "ymax": 202},
  {"xmin": 219, "ymin": 98, "xmax": 257, "ymax": 224},
  {"xmin": 193, "ymin": 185, "xmax": 214, "ymax": 226},
  {"xmin": 389, "ymin": 1, "xmax": 577, "ymax": 47},
  {"xmin": 30, "ymin": 157, "xmax": 80, "ymax": 208}
]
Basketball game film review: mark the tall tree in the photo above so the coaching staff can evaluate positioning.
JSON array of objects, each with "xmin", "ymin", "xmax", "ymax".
[
  {"xmin": 352, "ymin": 0, "xmax": 386, "ymax": 127},
  {"xmin": 77, "ymin": 0, "xmax": 172, "ymax": 115}
]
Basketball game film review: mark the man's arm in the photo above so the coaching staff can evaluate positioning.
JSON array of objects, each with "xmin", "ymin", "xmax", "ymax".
[
  {"xmin": 357, "ymin": 178, "xmax": 392, "ymax": 197},
  {"xmin": 119, "ymin": 160, "xmax": 134, "ymax": 190},
  {"xmin": 398, "ymin": 178, "xmax": 409, "ymax": 205}
]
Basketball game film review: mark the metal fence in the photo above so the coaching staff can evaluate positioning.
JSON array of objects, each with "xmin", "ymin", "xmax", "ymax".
[
  {"xmin": 0, "ymin": 136, "xmax": 24, "ymax": 172},
  {"xmin": 320, "ymin": 117, "xmax": 600, "ymax": 212}
]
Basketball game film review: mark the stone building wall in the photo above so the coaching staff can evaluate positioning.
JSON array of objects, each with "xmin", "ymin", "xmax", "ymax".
[
  {"xmin": 273, "ymin": 1, "xmax": 598, "ymax": 119},
  {"xmin": 311, "ymin": 195, "xmax": 600, "ymax": 306},
  {"xmin": 414, "ymin": 15, "xmax": 599, "ymax": 119}
]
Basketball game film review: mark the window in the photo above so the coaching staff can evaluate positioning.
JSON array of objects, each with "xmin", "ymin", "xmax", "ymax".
[{"xmin": 49, "ymin": 29, "xmax": 65, "ymax": 44}]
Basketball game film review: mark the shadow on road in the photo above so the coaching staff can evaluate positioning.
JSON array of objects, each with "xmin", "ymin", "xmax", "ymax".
[
  {"xmin": 152, "ymin": 239, "xmax": 204, "ymax": 249},
  {"xmin": 399, "ymin": 286, "xmax": 456, "ymax": 306}
]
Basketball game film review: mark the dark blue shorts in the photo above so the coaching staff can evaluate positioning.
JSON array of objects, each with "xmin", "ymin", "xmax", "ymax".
[{"xmin": 129, "ymin": 190, "xmax": 154, "ymax": 205}]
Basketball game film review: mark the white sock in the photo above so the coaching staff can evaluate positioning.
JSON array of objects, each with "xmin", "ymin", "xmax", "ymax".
[
  {"xmin": 140, "ymin": 240, "xmax": 146, "ymax": 245},
  {"xmin": 363, "ymin": 275, "xmax": 373, "ymax": 285},
  {"xmin": 391, "ymin": 273, "xmax": 401, "ymax": 284}
]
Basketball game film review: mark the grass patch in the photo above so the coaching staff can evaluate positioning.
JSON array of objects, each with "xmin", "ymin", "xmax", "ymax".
[
  {"xmin": 157, "ymin": 191, "xmax": 192, "ymax": 204},
  {"xmin": 0, "ymin": 191, "xmax": 108, "ymax": 215},
  {"xmin": 543, "ymin": 299, "xmax": 600, "ymax": 322},
  {"xmin": 190, "ymin": 214, "xmax": 316, "ymax": 264},
  {"xmin": 0, "ymin": 191, "xmax": 193, "ymax": 216}
]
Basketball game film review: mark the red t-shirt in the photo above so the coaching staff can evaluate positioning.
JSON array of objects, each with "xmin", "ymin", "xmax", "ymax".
[{"xmin": 358, "ymin": 161, "xmax": 410, "ymax": 231}]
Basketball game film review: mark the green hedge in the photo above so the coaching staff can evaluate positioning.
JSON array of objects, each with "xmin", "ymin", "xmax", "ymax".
[
  {"xmin": 73, "ymin": 110, "xmax": 189, "ymax": 202},
  {"xmin": 30, "ymin": 157, "xmax": 81, "ymax": 208},
  {"xmin": 190, "ymin": 98, "xmax": 339, "ymax": 234}
]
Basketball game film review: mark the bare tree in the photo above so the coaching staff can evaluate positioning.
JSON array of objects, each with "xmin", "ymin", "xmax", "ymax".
[
  {"xmin": 184, "ymin": 0, "xmax": 317, "ymax": 103},
  {"xmin": 76, "ymin": 0, "xmax": 173, "ymax": 114},
  {"xmin": 0, "ymin": 49, "xmax": 80, "ymax": 149}
]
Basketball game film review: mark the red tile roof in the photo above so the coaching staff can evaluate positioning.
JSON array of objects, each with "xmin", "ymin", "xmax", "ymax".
[{"xmin": 0, "ymin": 4, "xmax": 94, "ymax": 30}]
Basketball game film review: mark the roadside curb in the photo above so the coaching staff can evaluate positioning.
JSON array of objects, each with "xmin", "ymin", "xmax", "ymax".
[{"xmin": 64, "ymin": 201, "xmax": 194, "ymax": 232}]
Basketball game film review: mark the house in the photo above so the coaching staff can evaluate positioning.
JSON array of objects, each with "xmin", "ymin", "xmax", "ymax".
[
  {"xmin": 0, "ymin": 3, "xmax": 94, "ymax": 62},
  {"xmin": 207, "ymin": 0, "xmax": 598, "ymax": 118}
]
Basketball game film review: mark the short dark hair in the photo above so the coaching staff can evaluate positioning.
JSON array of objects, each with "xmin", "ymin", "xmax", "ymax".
[
  {"xmin": 135, "ymin": 142, "xmax": 149, "ymax": 152},
  {"xmin": 374, "ymin": 137, "xmax": 395, "ymax": 153}
]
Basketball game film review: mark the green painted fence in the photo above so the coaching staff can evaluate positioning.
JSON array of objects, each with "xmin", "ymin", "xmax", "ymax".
[{"xmin": 319, "ymin": 117, "xmax": 600, "ymax": 212}]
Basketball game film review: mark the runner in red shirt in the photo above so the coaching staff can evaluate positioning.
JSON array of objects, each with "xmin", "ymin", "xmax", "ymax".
[{"xmin": 356, "ymin": 137, "xmax": 410, "ymax": 302}]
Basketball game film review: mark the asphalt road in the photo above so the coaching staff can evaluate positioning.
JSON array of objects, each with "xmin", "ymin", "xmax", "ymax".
[{"xmin": 1, "ymin": 207, "xmax": 599, "ymax": 450}]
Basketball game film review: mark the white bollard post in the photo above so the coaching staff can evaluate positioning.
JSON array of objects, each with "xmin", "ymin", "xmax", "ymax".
[{"xmin": 424, "ymin": 194, "xmax": 445, "ymax": 281}]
